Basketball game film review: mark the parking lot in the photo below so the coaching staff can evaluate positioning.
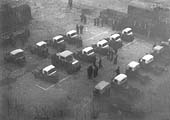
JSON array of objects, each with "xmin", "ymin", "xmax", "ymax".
[{"xmin": 1, "ymin": 0, "xmax": 170, "ymax": 120}]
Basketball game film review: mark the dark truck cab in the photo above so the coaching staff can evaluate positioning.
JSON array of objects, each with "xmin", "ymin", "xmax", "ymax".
[
  {"xmin": 32, "ymin": 65, "xmax": 58, "ymax": 82},
  {"xmin": 51, "ymin": 50, "xmax": 81, "ymax": 74},
  {"xmin": 121, "ymin": 27, "xmax": 134, "ymax": 42},
  {"xmin": 74, "ymin": 46, "xmax": 96, "ymax": 63},
  {"xmin": 46, "ymin": 35, "xmax": 66, "ymax": 52},
  {"xmin": 92, "ymin": 39, "xmax": 109, "ymax": 55},
  {"xmin": 4, "ymin": 49, "xmax": 26, "ymax": 66},
  {"xmin": 64, "ymin": 30, "xmax": 83, "ymax": 47},
  {"xmin": 30, "ymin": 41, "xmax": 49, "ymax": 58}
]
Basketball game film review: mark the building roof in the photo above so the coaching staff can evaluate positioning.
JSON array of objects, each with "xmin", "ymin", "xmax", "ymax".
[
  {"xmin": 153, "ymin": 45, "xmax": 164, "ymax": 51},
  {"xmin": 67, "ymin": 30, "xmax": 77, "ymax": 35},
  {"xmin": 53, "ymin": 35, "xmax": 63, "ymax": 41},
  {"xmin": 142, "ymin": 54, "xmax": 154, "ymax": 61},
  {"xmin": 10, "ymin": 49, "xmax": 24, "ymax": 55},
  {"xmin": 128, "ymin": 61, "xmax": 140, "ymax": 69},
  {"xmin": 114, "ymin": 74, "xmax": 127, "ymax": 82},
  {"xmin": 82, "ymin": 47, "xmax": 93, "ymax": 53},
  {"xmin": 97, "ymin": 39, "xmax": 108, "ymax": 45},
  {"xmin": 43, "ymin": 65, "xmax": 55, "ymax": 72},
  {"xmin": 36, "ymin": 41, "xmax": 47, "ymax": 46},
  {"xmin": 59, "ymin": 50, "xmax": 73, "ymax": 58},
  {"xmin": 95, "ymin": 81, "xmax": 110, "ymax": 90}
]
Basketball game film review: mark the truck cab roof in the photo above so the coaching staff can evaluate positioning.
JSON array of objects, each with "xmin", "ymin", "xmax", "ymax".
[
  {"xmin": 122, "ymin": 27, "xmax": 132, "ymax": 33},
  {"xmin": 43, "ymin": 65, "xmax": 55, "ymax": 72},
  {"xmin": 97, "ymin": 40, "xmax": 109, "ymax": 48},
  {"xmin": 95, "ymin": 81, "xmax": 110, "ymax": 91},
  {"xmin": 10, "ymin": 49, "xmax": 24, "ymax": 55},
  {"xmin": 153, "ymin": 45, "xmax": 163, "ymax": 51},
  {"xmin": 127, "ymin": 61, "xmax": 140, "ymax": 69},
  {"xmin": 141, "ymin": 54, "xmax": 154, "ymax": 64},
  {"xmin": 82, "ymin": 47, "xmax": 94, "ymax": 55},
  {"xmin": 58, "ymin": 50, "xmax": 73, "ymax": 58},
  {"xmin": 113, "ymin": 74, "xmax": 127, "ymax": 84},
  {"xmin": 36, "ymin": 41, "xmax": 47, "ymax": 47},
  {"xmin": 53, "ymin": 35, "xmax": 64, "ymax": 43},
  {"xmin": 66, "ymin": 30, "xmax": 77, "ymax": 36},
  {"xmin": 110, "ymin": 33, "xmax": 121, "ymax": 42}
]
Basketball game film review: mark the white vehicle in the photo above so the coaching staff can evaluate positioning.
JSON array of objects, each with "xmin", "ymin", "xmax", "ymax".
[
  {"xmin": 52, "ymin": 35, "xmax": 65, "ymax": 44},
  {"xmin": 82, "ymin": 47, "xmax": 95, "ymax": 56},
  {"xmin": 42, "ymin": 65, "xmax": 57, "ymax": 76},
  {"xmin": 127, "ymin": 61, "xmax": 140, "ymax": 72},
  {"xmin": 113, "ymin": 74, "xmax": 127, "ymax": 85},
  {"xmin": 36, "ymin": 41, "xmax": 47, "ymax": 47},
  {"xmin": 140, "ymin": 54, "xmax": 154, "ymax": 64},
  {"xmin": 152, "ymin": 45, "xmax": 164, "ymax": 54},
  {"xmin": 121, "ymin": 27, "xmax": 134, "ymax": 42},
  {"xmin": 66, "ymin": 30, "xmax": 78, "ymax": 39},
  {"xmin": 110, "ymin": 33, "xmax": 121, "ymax": 42},
  {"xmin": 94, "ymin": 81, "xmax": 111, "ymax": 95},
  {"xmin": 97, "ymin": 39, "xmax": 109, "ymax": 48}
]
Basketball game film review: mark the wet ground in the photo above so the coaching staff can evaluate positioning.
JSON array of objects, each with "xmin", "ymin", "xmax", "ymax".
[{"xmin": 1, "ymin": 0, "xmax": 170, "ymax": 120}]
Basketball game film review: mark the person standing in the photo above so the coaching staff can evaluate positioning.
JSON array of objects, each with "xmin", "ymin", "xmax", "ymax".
[
  {"xmin": 84, "ymin": 15, "xmax": 87, "ymax": 24},
  {"xmin": 76, "ymin": 24, "xmax": 79, "ymax": 34},
  {"xmin": 94, "ymin": 18, "xmax": 97, "ymax": 26},
  {"xmin": 96, "ymin": 17, "xmax": 100, "ymax": 26},
  {"xmin": 101, "ymin": 18, "xmax": 104, "ymax": 27},
  {"xmin": 87, "ymin": 65, "xmax": 93, "ymax": 79},
  {"xmin": 80, "ymin": 14, "xmax": 84, "ymax": 23},
  {"xmin": 79, "ymin": 24, "xmax": 84, "ymax": 34},
  {"xmin": 115, "ymin": 66, "xmax": 120, "ymax": 75},
  {"xmin": 98, "ymin": 57, "xmax": 103, "ymax": 69},
  {"xmin": 93, "ymin": 64, "xmax": 98, "ymax": 78},
  {"xmin": 110, "ymin": 50, "xmax": 114, "ymax": 61},
  {"xmin": 114, "ymin": 54, "xmax": 118, "ymax": 65},
  {"xmin": 68, "ymin": 0, "xmax": 73, "ymax": 9}
]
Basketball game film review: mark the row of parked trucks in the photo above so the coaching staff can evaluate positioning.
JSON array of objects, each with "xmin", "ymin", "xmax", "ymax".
[
  {"xmin": 3, "ymin": 27, "xmax": 135, "ymax": 82},
  {"xmin": 93, "ymin": 41, "xmax": 169, "ymax": 96}
]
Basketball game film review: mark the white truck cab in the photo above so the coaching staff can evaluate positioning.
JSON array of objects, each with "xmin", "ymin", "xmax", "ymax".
[
  {"xmin": 110, "ymin": 33, "xmax": 121, "ymax": 42},
  {"xmin": 53, "ymin": 35, "xmax": 64, "ymax": 43},
  {"xmin": 113, "ymin": 74, "xmax": 127, "ymax": 85},
  {"xmin": 10, "ymin": 49, "xmax": 24, "ymax": 56},
  {"xmin": 94, "ymin": 81, "xmax": 111, "ymax": 95},
  {"xmin": 66, "ymin": 30, "xmax": 78, "ymax": 38},
  {"xmin": 122, "ymin": 27, "xmax": 133, "ymax": 36},
  {"xmin": 127, "ymin": 61, "xmax": 140, "ymax": 72},
  {"xmin": 152, "ymin": 45, "xmax": 164, "ymax": 54},
  {"xmin": 97, "ymin": 40, "xmax": 109, "ymax": 48},
  {"xmin": 82, "ymin": 47, "xmax": 95, "ymax": 56},
  {"xmin": 140, "ymin": 54, "xmax": 154, "ymax": 64},
  {"xmin": 36, "ymin": 41, "xmax": 47, "ymax": 47},
  {"xmin": 42, "ymin": 65, "xmax": 56, "ymax": 76}
]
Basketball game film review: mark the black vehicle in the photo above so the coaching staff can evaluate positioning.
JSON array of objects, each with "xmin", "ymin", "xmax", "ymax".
[
  {"xmin": 74, "ymin": 47, "xmax": 96, "ymax": 63},
  {"xmin": 51, "ymin": 50, "xmax": 81, "ymax": 74},
  {"xmin": 105, "ymin": 33, "xmax": 123, "ymax": 50},
  {"xmin": 4, "ymin": 49, "xmax": 26, "ymax": 66},
  {"xmin": 63, "ymin": 30, "xmax": 83, "ymax": 47},
  {"xmin": 32, "ymin": 65, "xmax": 58, "ymax": 82},
  {"xmin": 121, "ymin": 27, "xmax": 134, "ymax": 42},
  {"xmin": 46, "ymin": 35, "xmax": 66, "ymax": 52},
  {"xmin": 92, "ymin": 39, "xmax": 109, "ymax": 55},
  {"xmin": 30, "ymin": 41, "xmax": 49, "ymax": 58}
]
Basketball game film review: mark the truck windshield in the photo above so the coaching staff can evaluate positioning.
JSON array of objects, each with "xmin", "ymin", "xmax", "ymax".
[
  {"xmin": 87, "ymin": 49, "xmax": 94, "ymax": 54},
  {"xmin": 48, "ymin": 68, "xmax": 56, "ymax": 75},
  {"xmin": 102, "ymin": 43, "xmax": 108, "ymax": 47},
  {"xmin": 115, "ymin": 36, "xmax": 120, "ymax": 40},
  {"xmin": 57, "ymin": 38, "xmax": 64, "ymax": 42},
  {"xmin": 66, "ymin": 55, "xmax": 73, "ymax": 62},
  {"xmin": 71, "ymin": 32, "xmax": 77, "ymax": 37},
  {"xmin": 127, "ymin": 30, "xmax": 132, "ymax": 34}
]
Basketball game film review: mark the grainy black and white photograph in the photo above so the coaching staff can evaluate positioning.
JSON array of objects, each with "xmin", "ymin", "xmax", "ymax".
[{"xmin": 1, "ymin": 0, "xmax": 170, "ymax": 120}]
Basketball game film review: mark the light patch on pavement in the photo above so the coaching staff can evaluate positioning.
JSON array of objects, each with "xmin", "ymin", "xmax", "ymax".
[{"xmin": 85, "ymin": 31, "xmax": 109, "ymax": 41}]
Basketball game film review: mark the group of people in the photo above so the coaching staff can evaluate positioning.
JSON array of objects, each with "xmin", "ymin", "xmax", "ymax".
[
  {"xmin": 87, "ymin": 57, "xmax": 103, "ymax": 79},
  {"xmin": 94, "ymin": 17, "xmax": 104, "ymax": 27},
  {"xmin": 76, "ymin": 24, "xmax": 84, "ymax": 34},
  {"xmin": 80, "ymin": 14, "xmax": 87, "ymax": 24}
]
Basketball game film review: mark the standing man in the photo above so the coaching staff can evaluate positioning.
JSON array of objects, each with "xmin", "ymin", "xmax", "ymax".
[
  {"xmin": 80, "ymin": 13, "xmax": 84, "ymax": 23},
  {"xmin": 93, "ymin": 64, "xmax": 98, "ymax": 78},
  {"xmin": 110, "ymin": 50, "xmax": 114, "ymax": 61},
  {"xmin": 114, "ymin": 54, "xmax": 118, "ymax": 65},
  {"xmin": 94, "ymin": 18, "xmax": 97, "ymax": 26},
  {"xmin": 98, "ymin": 57, "xmax": 103, "ymax": 69},
  {"xmin": 101, "ymin": 18, "xmax": 104, "ymax": 27},
  {"xmin": 76, "ymin": 24, "xmax": 79, "ymax": 34},
  {"xmin": 87, "ymin": 65, "xmax": 93, "ymax": 79},
  {"xmin": 115, "ymin": 66, "xmax": 120, "ymax": 75},
  {"xmin": 68, "ymin": 0, "xmax": 73, "ymax": 9},
  {"xmin": 84, "ymin": 15, "xmax": 87, "ymax": 24},
  {"xmin": 80, "ymin": 24, "xmax": 84, "ymax": 34},
  {"xmin": 96, "ymin": 17, "xmax": 100, "ymax": 26}
]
